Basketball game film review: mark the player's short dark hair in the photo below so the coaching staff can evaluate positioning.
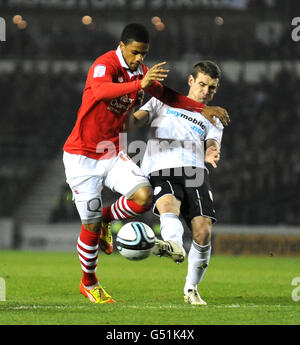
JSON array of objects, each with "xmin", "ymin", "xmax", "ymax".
[
  {"xmin": 191, "ymin": 61, "xmax": 221, "ymax": 80},
  {"xmin": 120, "ymin": 23, "xmax": 150, "ymax": 45}
]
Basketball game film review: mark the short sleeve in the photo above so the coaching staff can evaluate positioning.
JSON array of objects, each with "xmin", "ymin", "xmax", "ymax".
[
  {"xmin": 205, "ymin": 117, "xmax": 224, "ymax": 145},
  {"xmin": 140, "ymin": 97, "xmax": 164, "ymax": 124}
]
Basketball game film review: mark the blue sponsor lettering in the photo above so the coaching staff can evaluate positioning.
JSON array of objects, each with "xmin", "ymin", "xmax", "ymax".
[
  {"xmin": 191, "ymin": 125, "xmax": 205, "ymax": 136},
  {"xmin": 166, "ymin": 108, "xmax": 181, "ymax": 117},
  {"xmin": 166, "ymin": 108, "xmax": 206, "ymax": 135}
]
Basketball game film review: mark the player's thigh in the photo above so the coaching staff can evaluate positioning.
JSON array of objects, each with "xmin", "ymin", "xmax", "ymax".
[
  {"xmin": 67, "ymin": 175, "xmax": 103, "ymax": 225},
  {"xmin": 156, "ymin": 194, "xmax": 181, "ymax": 215},
  {"xmin": 104, "ymin": 151, "xmax": 151, "ymax": 199},
  {"xmin": 63, "ymin": 152, "xmax": 111, "ymax": 225},
  {"xmin": 149, "ymin": 174, "xmax": 184, "ymax": 217}
]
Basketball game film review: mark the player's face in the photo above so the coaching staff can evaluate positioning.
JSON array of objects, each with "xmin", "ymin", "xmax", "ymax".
[
  {"xmin": 188, "ymin": 72, "xmax": 219, "ymax": 104},
  {"xmin": 120, "ymin": 41, "xmax": 149, "ymax": 72}
]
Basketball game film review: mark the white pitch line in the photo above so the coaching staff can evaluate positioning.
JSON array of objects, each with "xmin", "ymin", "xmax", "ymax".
[{"xmin": 0, "ymin": 304, "xmax": 290, "ymax": 311}]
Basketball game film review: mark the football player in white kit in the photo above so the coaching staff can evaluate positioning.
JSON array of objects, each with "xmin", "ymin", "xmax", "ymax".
[{"xmin": 127, "ymin": 61, "xmax": 224, "ymax": 305}]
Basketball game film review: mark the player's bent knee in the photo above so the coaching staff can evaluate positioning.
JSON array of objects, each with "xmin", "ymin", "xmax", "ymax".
[
  {"xmin": 191, "ymin": 216, "xmax": 212, "ymax": 245},
  {"xmin": 82, "ymin": 222, "xmax": 102, "ymax": 233},
  {"xmin": 130, "ymin": 186, "xmax": 153, "ymax": 207},
  {"xmin": 193, "ymin": 228, "xmax": 210, "ymax": 245}
]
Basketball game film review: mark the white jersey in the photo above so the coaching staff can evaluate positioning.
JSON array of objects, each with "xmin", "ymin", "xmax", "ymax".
[{"xmin": 140, "ymin": 97, "xmax": 223, "ymax": 175}]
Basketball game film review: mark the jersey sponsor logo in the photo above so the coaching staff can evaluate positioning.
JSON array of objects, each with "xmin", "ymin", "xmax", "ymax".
[
  {"xmin": 166, "ymin": 108, "xmax": 205, "ymax": 129},
  {"xmin": 180, "ymin": 113, "xmax": 206, "ymax": 130},
  {"xmin": 191, "ymin": 125, "xmax": 205, "ymax": 136},
  {"xmin": 93, "ymin": 64, "xmax": 106, "ymax": 78},
  {"xmin": 166, "ymin": 108, "xmax": 206, "ymax": 136},
  {"xmin": 166, "ymin": 108, "xmax": 182, "ymax": 117}
]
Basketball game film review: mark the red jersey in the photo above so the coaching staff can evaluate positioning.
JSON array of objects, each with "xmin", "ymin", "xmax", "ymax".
[{"xmin": 63, "ymin": 46, "xmax": 205, "ymax": 160}]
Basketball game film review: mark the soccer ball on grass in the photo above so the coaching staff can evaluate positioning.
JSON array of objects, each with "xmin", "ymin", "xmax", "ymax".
[{"xmin": 116, "ymin": 222, "xmax": 155, "ymax": 261}]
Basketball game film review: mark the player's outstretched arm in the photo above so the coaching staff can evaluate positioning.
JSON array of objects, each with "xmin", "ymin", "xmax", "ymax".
[{"xmin": 145, "ymin": 81, "xmax": 230, "ymax": 127}]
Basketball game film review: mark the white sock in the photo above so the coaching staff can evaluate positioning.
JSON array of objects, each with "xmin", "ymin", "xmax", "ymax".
[
  {"xmin": 184, "ymin": 241, "xmax": 211, "ymax": 294},
  {"xmin": 160, "ymin": 213, "xmax": 184, "ymax": 248}
]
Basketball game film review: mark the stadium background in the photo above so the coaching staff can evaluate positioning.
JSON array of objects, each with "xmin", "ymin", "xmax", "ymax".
[{"xmin": 0, "ymin": 0, "xmax": 300, "ymax": 255}]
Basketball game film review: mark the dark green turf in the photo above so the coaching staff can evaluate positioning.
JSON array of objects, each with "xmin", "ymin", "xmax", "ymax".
[{"xmin": 0, "ymin": 251, "xmax": 299, "ymax": 325}]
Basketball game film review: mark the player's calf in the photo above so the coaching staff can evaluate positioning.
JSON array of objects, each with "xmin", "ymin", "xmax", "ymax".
[
  {"xmin": 99, "ymin": 221, "xmax": 113, "ymax": 254},
  {"xmin": 184, "ymin": 240, "xmax": 211, "ymax": 298},
  {"xmin": 81, "ymin": 222, "xmax": 113, "ymax": 255}
]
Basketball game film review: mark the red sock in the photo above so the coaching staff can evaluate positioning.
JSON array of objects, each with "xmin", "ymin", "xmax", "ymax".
[
  {"xmin": 102, "ymin": 196, "xmax": 150, "ymax": 223},
  {"xmin": 77, "ymin": 226, "xmax": 100, "ymax": 287}
]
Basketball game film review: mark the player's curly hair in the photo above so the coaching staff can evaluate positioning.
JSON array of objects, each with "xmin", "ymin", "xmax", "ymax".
[
  {"xmin": 191, "ymin": 61, "xmax": 221, "ymax": 80},
  {"xmin": 121, "ymin": 23, "xmax": 150, "ymax": 45}
]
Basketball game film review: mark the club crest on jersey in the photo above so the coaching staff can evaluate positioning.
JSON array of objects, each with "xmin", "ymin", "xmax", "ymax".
[
  {"xmin": 108, "ymin": 94, "xmax": 134, "ymax": 115},
  {"xmin": 93, "ymin": 64, "xmax": 106, "ymax": 78}
]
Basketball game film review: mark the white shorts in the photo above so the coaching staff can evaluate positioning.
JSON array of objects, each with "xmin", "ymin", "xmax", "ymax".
[{"xmin": 63, "ymin": 151, "xmax": 151, "ymax": 224}]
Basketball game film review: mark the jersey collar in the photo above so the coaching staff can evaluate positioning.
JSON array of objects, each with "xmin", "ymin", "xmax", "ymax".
[{"xmin": 116, "ymin": 45, "xmax": 144, "ymax": 77}]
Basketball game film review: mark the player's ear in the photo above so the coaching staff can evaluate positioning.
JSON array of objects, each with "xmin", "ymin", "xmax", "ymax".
[
  {"xmin": 188, "ymin": 74, "xmax": 194, "ymax": 87},
  {"xmin": 120, "ymin": 41, "xmax": 125, "ymax": 52}
]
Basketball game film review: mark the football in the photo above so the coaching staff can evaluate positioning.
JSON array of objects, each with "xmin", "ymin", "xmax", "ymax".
[{"xmin": 116, "ymin": 222, "xmax": 156, "ymax": 261}]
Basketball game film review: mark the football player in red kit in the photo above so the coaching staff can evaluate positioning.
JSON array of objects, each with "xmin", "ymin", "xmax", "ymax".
[{"xmin": 63, "ymin": 23, "xmax": 229, "ymax": 304}]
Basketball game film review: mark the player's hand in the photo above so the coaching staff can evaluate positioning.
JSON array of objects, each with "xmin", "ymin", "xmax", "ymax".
[
  {"xmin": 205, "ymin": 146, "xmax": 220, "ymax": 168},
  {"xmin": 202, "ymin": 106, "xmax": 230, "ymax": 126},
  {"xmin": 141, "ymin": 62, "xmax": 169, "ymax": 89}
]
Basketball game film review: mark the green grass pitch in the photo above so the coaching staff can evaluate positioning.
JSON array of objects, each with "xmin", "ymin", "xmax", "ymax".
[{"xmin": 0, "ymin": 250, "xmax": 299, "ymax": 325}]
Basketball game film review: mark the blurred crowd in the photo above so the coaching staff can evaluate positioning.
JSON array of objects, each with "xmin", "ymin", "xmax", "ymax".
[
  {"xmin": 1, "ymin": 64, "xmax": 299, "ymax": 225},
  {"xmin": 1, "ymin": 9, "xmax": 299, "ymax": 61},
  {"xmin": 212, "ymin": 69, "xmax": 300, "ymax": 225},
  {"xmin": 0, "ymin": 68, "xmax": 84, "ymax": 216}
]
